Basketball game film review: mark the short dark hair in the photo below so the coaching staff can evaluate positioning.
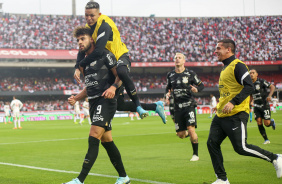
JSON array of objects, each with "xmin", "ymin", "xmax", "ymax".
[
  {"xmin": 73, "ymin": 26, "xmax": 92, "ymax": 38},
  {"xmin": 218, "ymin": 39, "xmax": 236, "ymax": 53},
  {"xmin": 249, "ymin": 68, "xmax": 257, "ymax": 73},
  {"xmin": 85, "ymin": 1, "xmax": 100, "ymax": 9}
]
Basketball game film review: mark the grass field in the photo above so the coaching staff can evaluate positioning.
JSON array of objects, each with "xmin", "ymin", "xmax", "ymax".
[{"xmin": 0, "ymin": 111, "xmax": 282, "ymax": 184}]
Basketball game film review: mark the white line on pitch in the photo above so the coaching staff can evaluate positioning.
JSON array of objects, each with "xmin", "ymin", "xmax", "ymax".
[{"xmin": 0, "ymin": 162, "xmax": 174, "ymax": 184}]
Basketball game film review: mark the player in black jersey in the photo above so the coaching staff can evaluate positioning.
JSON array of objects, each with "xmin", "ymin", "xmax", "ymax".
[
  {"xmin": 64, "ymin": 27, "xmax": 130, "ymax": 184},
  {"xmin": 249, "ymin": 69, "xmax": 276, "ymax": 144},
  {"xmin": 166, "ymin": 53, "xmax": 204, "ymax": 162},
  {"xmin": 73, "ymin": 1, "xmax": 151, "ymax": 120}
]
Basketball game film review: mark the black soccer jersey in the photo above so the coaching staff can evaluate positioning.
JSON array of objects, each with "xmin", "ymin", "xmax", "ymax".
[
  {"xmin": 252, "ymin": 78, "xmax": 271, "ymax": 106},
  {"xmin": 83, "ymin": 49, "xmax": 117, "ymax": 99},
  {"xmin": 166, "ymin": 68, "xmax": 203, "ymax": 110}
]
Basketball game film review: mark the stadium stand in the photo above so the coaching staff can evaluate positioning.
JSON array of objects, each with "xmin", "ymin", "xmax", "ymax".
[{"xmin": 0, "ymin": 14, "xmax": 281, "ymax": 62}]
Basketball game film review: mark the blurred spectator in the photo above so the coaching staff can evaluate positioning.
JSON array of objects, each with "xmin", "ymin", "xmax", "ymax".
[{"xmin": 0, "ymin": 14, "xmax": 281, "ymax": 62}]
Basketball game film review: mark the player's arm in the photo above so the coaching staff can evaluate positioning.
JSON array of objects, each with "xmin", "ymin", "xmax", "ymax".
[
  {"xmin": 190, "ymin": 73, "xmax": 204, "ymax": 93},
  {"xmin": 230, "ymin": 63, "xmax": 254, "ymax": 106},
  {"xmin": 102, "ymin": 52, "xmax": 121, "ymax": 99},
  {"xmin": 267, "ymin": 84, "xmax": 276, "ymax": 102},
  {"xmin": 165, "ymin": 73, "xmax": 172, "ymax": 103},
  {"xmin": 79, "ymin": 23, "xmax": 112, "ymax": 68},
  {"xmin": 68, "ymin": 88, "xmax": 87, "ymax": 106}
]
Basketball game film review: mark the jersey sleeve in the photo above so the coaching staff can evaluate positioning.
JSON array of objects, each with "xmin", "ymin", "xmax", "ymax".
[
  {"xmin": 104, "ymin": 50, "xmax": 117, "ymax": 70},
  {"xmin": 166, "ymin": 72, "xmax": 172, "ymax": 93},
  {"xmin": 261, "ymin": 78, "xmax": 271, "ymax": 88}
]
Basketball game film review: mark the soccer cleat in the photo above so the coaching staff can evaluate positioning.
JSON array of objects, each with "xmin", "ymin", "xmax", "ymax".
[
  {"xmin": 155, "ymin": 101, "xmax": 166, "ymax": 124},
  {"xmin": 136, "ymin": 106, "xmax": 148, "ymax": 119},
  {"xmin": 18, "ymin": 127, "xmax": 22, "ymax": 129},
  {"xmin": 273, "ymin": 154, "xmax": 282, "ymax": 178},
  {"xmin": 62, "ymin": 178, "xmax": 84, "ymax": 184},
  {"xmin": 212, "ymin": 178, "xmax": 230, "ymax": 184},
  {"xmin": 271, "ymin": 119, "xmax": 276, "ymax": 130},
  {"xmin": 190, "ymin": 155, "xmax": 199, "ymax": 161},
  {"xmin": 13, "ymin": 127, "xmax": 17, "ymax": 129},
  {"xmin": 115, "ymin": 175, "xmax": 131, "ymax": 184},
  {"xmin": 263, "ymin": 140, "xmax": 271, "ymax": 144}
]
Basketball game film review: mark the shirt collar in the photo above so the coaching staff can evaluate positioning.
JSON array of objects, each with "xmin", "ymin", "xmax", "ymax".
[{"xmin": 222, "ymin": 55, "xmax": 235, "ymax": 66}]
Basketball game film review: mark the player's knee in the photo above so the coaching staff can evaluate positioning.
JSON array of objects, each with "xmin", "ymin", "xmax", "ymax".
[
  {"xmin": 177, "ymin": 132, "xmax": 185, "ymax": 139},
  {"xmin": 116, "ymin": 65, "xmax": 128, "ymax": 79}
]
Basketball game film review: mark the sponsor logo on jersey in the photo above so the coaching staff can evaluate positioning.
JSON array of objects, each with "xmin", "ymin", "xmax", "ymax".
[
  {"xmin": 106, "ymin": 54, "xmax": 114, "ymax": 66},
  {"xmin": 92, "ymin": 115, "xmax": 104, "ymax": 122},
  {"xmin": 256, "ymin": 84, "xmax": 260, "ymax": 90}
]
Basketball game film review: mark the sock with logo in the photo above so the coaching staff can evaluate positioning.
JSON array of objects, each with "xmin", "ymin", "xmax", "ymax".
[
  {"xmin": 102, "ymin": 141, "xmax": 127, "ymax": 177},
  {"xmin": 77, "ymin": 136, "xmax": 100, "ymax": 182},
  {"xmin": 192, "ymin": 142, "xmax": 199, "ymax": 156}
]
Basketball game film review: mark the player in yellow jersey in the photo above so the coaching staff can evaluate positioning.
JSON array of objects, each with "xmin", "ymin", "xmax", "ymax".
[
  {"xmin": 207, "ymin": 39, "xmax": 282, "ymax": 184},
  {"xmin": 73, "ymin": 1, "xmax": 151, "ymax": 120}
]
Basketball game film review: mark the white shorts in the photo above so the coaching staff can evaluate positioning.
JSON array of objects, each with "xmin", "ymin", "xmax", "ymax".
[
  {"xmin": 13, "ymin": 110, "xmax": 20, "ymax": 117},
  {"xmin": 83, "ymin": 109, "xmax": 89, "ymax": 116},
  {"xmin": 4, "ymin": 111, "xmax": 10, "ymax": 116}
]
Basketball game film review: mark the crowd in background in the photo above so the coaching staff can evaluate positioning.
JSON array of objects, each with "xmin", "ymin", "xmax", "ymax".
[
  {"xmin": 1, "ymin": 14, "xmax": 281, "ymax": 62},
  {"xmin": 1, "ymin": 71, "xmax": 281, "ymax": 92}
]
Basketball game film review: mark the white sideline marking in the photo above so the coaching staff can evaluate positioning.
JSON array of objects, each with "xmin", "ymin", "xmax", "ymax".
[{"xmin": 0, "ymin": 162, "xmax": 174, "ymax": 184}]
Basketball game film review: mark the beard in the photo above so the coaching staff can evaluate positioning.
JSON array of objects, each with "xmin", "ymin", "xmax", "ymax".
[{"xmin": 79, "ymin": 42, "xmax": 92, "ymax": 53}]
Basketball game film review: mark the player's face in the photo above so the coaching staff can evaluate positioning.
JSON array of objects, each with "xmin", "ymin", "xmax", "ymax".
[
  {"xmin": 77, "ymin": 35, "xmax": 93, "ymax": 53},
  {"xmin": 85, "ymin": 8, "xmax": 100, "ymax": 26},
  {"xmin": 249, "ymin": 70, "xmax": 258, "ymax": 80},
  {"xmin": 174, "ymin": 54, "xmax": 185, "ymax": 67},
  {"xmin": 214, "ymin": 42, "xmax": 231, "ymax": 61}
]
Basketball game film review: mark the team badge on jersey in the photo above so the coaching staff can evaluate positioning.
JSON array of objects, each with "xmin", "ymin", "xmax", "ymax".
[
  {"xmin": 256, "ymin": 84, "xmax": 260, "ymax": 90},
  {"xmin": 182, "ymin": 77, "xmax": 188, "ymax": 83}
]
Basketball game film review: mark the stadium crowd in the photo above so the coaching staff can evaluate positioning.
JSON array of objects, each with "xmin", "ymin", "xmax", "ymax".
[
  {"xmin": 1, "ymin": 72, "xmax": 281, "ymax": 92},
  {"xmin": 1, "ymin": 14, "xmax": 281, "ymax": 62}
]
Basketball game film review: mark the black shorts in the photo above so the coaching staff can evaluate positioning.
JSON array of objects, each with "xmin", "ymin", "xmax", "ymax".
[
  {"xmin": 254, "ymin": 105, "xmax": 271, "ymax": 120},
  {"xmin": 174, "ymin": 106, "xmax": 197, "ymax": 132},
  {"xmin": 89, "ymin": 97, "xmax": 117, "ymax": 131},
  {"xmin": 117, "ymin": 53, "xmax": 131, "ymax": 71}
]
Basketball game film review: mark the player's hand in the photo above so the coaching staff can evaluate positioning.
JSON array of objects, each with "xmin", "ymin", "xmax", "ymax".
[
  {"xmin": 74, "ymin": 69, "xmax": 81, "ymax": 84},
  {"xmin": 102, "ymin": 86, "xmax": 116, "ymax": 99},
  {"xmin": 266, "ymin": 96, "xmax": 271, "ymax": 102},
  {"xmin": 190, "ymin": 85, "xmax": 198, "ymax": 93},
  {"xmin": 165, "ymin": 90, "xmax": 171, "ymax": 104},
  {"xmin": 212, "ymin": 107, "xmax": 217, "ymax": 113},
  {"xmin": 68, "ymin": 95, "xmax": 76, "ymax": 106},
  {"xmin": 222, "ymin": 102, "xmax": 234, "ymax": 114}
]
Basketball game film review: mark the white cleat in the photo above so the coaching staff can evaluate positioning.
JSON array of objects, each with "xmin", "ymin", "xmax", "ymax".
[
  {"xmin": 263, "ymin": 140, "xmax": 270, "ymax": 144},
  {"xmin": 190, "ymin": 155, "xmax": 199, "ymax": 161},
  {"xmin": 212, "ymin": 178, "xmax": 230, "ymax": 184},
  {"xmin": 273, "ymin": 154, "xmax": 282, "ymax": 178}
]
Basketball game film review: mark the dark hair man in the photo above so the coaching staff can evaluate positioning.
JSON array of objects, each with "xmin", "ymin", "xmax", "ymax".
[{"xmin": 207, "ymin": 39, "xmax": 281, "ymax": 184}]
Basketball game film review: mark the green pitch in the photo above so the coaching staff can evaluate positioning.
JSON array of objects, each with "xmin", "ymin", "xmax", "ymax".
[{"xmin": 0, "ymin": 112, "xmax": 282, "ymax": 184}]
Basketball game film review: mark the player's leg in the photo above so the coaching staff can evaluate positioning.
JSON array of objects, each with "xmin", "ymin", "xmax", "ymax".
[
  {"xmin": 207, "ymin": 115, "xmax": 228, "ymax": 182},
  {"xmin": 225, "ymin": 112, "xmax": 282, "ymax": 178},
  {"xmin": 101, "ymin": 131, "xmax": 130, "ymax": 183},
  {"xmin": 12, "ymin": 111, "xmax": 17, "ymax": 129},
  {"xmin": 4, "ymin": 116, "xmax": 6, "ymax": 124},
  {"xmin": 262, "ymin": 106, "xmax": 275, "ymax": 130},
  {"xmin": 185, "ymin": 107, "xmax": 199, "ymax": 161},
  {"xmin": 116, "ymin": 55, "xmax": 148, "ymax": 119},
  {"xmin": 17, "ymin": 114, "xmax": 22, "ymax": 129},
  {"xmin": 254, "ymin": 108, "xmax": 270, "ymax": 144}
]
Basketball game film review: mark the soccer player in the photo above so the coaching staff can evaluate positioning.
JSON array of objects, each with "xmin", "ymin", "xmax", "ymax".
[
  {"xmin": 249, "ymin": 69, "xmax": 276, "ymax": 144},
  {"xmin": 207, "ymin": 39, "xmax": 282, "ymax": 184},
  {"xmin": 10, "ymin": 96, "xmax": 23, "ymax": 129},
  {"xmin": 80, "ymin": 98, "xmax": 91, "ymax": 125},
  {"xmin": 166, "ymin": 52, "xmax": 204, "ymax": 162},
  {"xmin": 73, "ymin": 101, "xmax": 81, "ymax": 124},
  {"xmin": 63, "ymin": 27, "xmax": 130, "ymax": 184},
  {"xmin": 74, "ymin": 1, "xmax": 149, "ymax": 120},
  {"xmin": 209, "ymin": 94, "xmax": 217, "ymax": 118},
  {"xmin": 272, "ymin": 96, "xmax": 279, "ymax": 113},
  {"xmin": 3, "ymin": 102, "xmax": 12, "ymax": 124}
]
